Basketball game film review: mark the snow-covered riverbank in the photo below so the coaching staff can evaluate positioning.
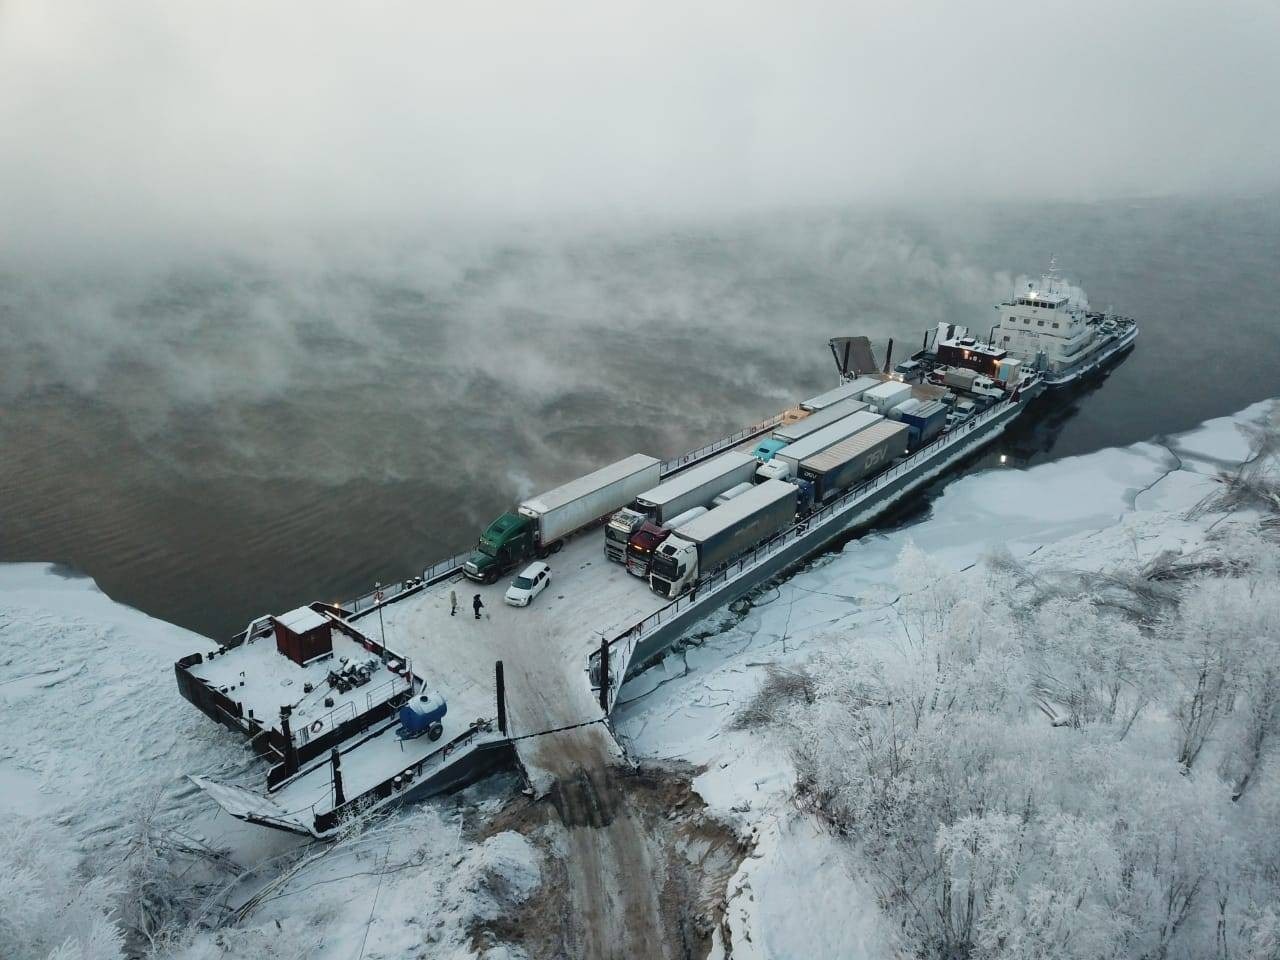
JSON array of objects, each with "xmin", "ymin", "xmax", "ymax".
[
  {"xmin": 3, "ymin": 398, "xmax": 1277, "ymax": 959},
  {"xmin": 614, "ymin": 398, "xmax": 1280, "ymax": 959}
]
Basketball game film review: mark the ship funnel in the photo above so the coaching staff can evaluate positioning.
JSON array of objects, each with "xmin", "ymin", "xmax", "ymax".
[{"xmin": 828, "ymin": 336, "xmax": 878, "ymax": 378}]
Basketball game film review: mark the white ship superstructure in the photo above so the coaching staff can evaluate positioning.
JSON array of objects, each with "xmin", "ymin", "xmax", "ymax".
[
  {"xmin": 996, "ymin": 263, "xmax": 1093, "ymax": 371},
  {"xmin": 905, "ymin": 261, "xmax": 1138, "ymax": 390},
  {"xmin": 992, "ymin": 260, "xmax": 1138, "ymax": 386}
]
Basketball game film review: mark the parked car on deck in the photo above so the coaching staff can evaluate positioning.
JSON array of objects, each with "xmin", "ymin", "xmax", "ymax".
[{"xmin": 504, "ymin": 562, "xmax": 552, "ymax": 607}]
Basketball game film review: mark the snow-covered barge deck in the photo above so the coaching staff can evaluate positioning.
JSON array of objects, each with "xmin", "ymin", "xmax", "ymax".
[{"xmin": 177, "ymin": 369, "xmax": 1056, "ymax": 836}]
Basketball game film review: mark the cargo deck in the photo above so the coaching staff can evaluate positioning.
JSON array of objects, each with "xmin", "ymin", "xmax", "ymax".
[{"xmin": 178, "ymin": 369, "xmax": 1060, "ymax": 837}]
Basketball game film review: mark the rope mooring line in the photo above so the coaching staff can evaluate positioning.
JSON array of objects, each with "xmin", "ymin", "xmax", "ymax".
[{"xmin": 506, "ymin": 716, "xmax": 608, "ymax": 743}]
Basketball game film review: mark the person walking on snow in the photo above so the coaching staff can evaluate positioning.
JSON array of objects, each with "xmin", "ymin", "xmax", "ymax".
[
  {"xmin": 473, "ymin": 594, "xmax": 484, "ymax": 620},
  {"xmin": 449, "ymin": 589, "xmax": 458, "ymax": 617}
]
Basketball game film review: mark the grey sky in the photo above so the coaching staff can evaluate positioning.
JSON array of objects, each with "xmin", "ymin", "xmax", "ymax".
[{"xmin": 2, "ymin": 0, "xmax": 1278, "ymax": 249}]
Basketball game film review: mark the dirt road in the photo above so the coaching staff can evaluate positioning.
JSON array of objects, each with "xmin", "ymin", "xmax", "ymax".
[{"xmin": 495, "ymin": 626, "xmax": 734, "ymax": 959}]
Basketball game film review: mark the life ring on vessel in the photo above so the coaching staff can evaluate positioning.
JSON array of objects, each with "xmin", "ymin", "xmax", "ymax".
[{"xmin": 310, "ymin": 720, "xmax": 324, "ymax": 734}]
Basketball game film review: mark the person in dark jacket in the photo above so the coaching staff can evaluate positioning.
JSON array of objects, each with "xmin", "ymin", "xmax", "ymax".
[{"xmin": 473, "ymin": 594, "xmax": 484, "ymax": 619}]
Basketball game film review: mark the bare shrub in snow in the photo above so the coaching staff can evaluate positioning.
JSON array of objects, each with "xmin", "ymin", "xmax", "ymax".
[
  {"xmin": 116, "ymin": 799, "xmax": 240, "ymax": 953},
  {"xmin": 1193, "ymin": 419, "xmax": 1280, "ymax": 521},
  {"xmin": 0, "ymin": 815, "xmax": 124, "ymax": 960},
  {"xmin": 730, "ymin": 664, "xmax": 816, "ymax": 729}
]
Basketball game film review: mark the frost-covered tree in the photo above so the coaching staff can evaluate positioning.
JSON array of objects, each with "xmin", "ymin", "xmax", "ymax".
[
  {"xmin": 1169, "ymin": 576, "xmax": 1280, "ymax": 774},
  {"xmin": 786, "ymin": 533, "xmax": 1280, "ymax": 960},
  {"xmin": 0, "ymin": 816, "xmax": 124, "ymax": 960}
]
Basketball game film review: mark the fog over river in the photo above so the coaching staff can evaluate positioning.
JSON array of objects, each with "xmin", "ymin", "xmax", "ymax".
[
  {"xmin": 2, "ymin": 198, "xmax": 1278, "ymax": 638},
  {"xmin": 4, "ymin": 0, "xmax": 1278, "ymax": 637}
]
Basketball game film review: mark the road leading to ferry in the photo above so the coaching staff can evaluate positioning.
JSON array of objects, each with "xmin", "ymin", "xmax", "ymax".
[{"xmin": 487, "ymin": 621, "xmax": 699, "ymax": 959}]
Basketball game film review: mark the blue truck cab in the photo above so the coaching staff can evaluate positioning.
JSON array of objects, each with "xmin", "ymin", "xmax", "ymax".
[
  {"xmin": 788, "ymin": 477, "xmax": 816, "ymax": 515},
  {"xmin": 753, "ymin": 437, "xmax": 789, "ymax": 462},
  {"xmin": 897, "ymin": 400, "xmax": 948, "ymax": 449}
]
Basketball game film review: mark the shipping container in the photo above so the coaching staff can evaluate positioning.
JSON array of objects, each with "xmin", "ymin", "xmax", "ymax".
[
  {"xmin": 799, "ymin": 377, "xmax": 881, "ymax": 412},
  {"xmin": 996, "ymin": 357, "xmax": 1023, "ymax": 383},
  {"xmin": 862, "ymin": 381, "xmax": 912, "ymax": 414},
  {"xmin": 519, "ymin": 453, "xmax": 662, "ymax": 544},
  {"xmin": 633, "ymin": 451, "xmax": 758, "ymax": 525},
  {"xmin": 799, "ymin": 420, "xmax": 909, "ymax": 500},
  {"xmin": 772, "ymin": 398, "xmax": 870, "ymax": 444},
  {"xmin": 894, "ymin": 399, "xmax": 948, "ymax": 449}
]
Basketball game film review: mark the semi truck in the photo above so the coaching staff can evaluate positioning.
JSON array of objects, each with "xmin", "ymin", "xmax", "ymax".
[
  {"xmin": 605, "ymin": 451, "xmax": 758, "ymax": 562},
  {"xmin": 648, "ymin": 479, "xmax": 797, "ymax": 598},
  {"xmin": 936, "ymin": 366, "xmax": 1004, "ymax": 399},
  {"xmin": 624, "ymin": 506, "xmax": 709, "ymax": 577},
  {"xmin": 464, "ymin": 453, "xmax": 661, "ymax": 583},
  {"xmin": 751, "ymin": 436, "xmax": 789, "ymax": 461},
  {"xmin": 798, "ymin": 420, "xmax": 909, "ymax": 501},
  {"xmin": 772, "ymin": 398, "xmax": 870, "ymax": 445},
  {"xmin": 603, "ymin": 508, "xmax": 649, "ymax": 563},
  {"xmin": 756, "ymin": 411, "xmax": 882, "ymax": 482}
]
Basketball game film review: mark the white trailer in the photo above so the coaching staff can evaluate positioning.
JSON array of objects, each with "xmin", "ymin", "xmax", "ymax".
[
  {"xmin": 757, "ymin": 411, "xmax": 883, "ymax": 481},
  {"xmin": 520, "ymin": 454, "xmax": 661, "ymax": 545},
  {"xmin": 632, "ymin": 451, "xmax": 758, "ymax": 525},
  {"xmin": 799, "ymin": 376, "xmax": 881, "ymax": 412},
  {"xmin": 772, "ymin": 398, "xmax": 870, "ymax": 444},
  {"xmin": 862, "ymin": 381, "xmax": 912, "ymax": 414},
  {"xmin": 712, "ymin": 481, "xmax": 755, "ymax": 507}
]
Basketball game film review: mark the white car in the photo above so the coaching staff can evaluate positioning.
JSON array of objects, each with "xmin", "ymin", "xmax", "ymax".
[{"xmin": 504, "ymin": 562, "xmax": 551, "ymax": 607}]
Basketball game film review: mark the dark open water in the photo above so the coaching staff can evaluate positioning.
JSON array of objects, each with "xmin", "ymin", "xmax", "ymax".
[{"xmin": 2, "ymin": 196, "xmax": 1277, "ymax": 639}]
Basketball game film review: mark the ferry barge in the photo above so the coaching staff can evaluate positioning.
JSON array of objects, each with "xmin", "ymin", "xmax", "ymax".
[{"xmin": 175, "ymin": 269, "xmax": 1136, "ymax": 837}]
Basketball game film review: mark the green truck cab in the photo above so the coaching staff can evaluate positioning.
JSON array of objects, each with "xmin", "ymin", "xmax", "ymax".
[{"xmin": 462, "ymin": 513, "xmax": 537, "ymax": 583}]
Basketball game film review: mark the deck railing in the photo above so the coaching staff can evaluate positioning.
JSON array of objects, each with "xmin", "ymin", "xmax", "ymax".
[
  {"xmin": 293, "ymin": 673, "xmax": 413, "ymax": 746},
  {"xmin": 311, "ymin": 719, "xmax": 500, "ymax": 835},
  {"xmin": 660, "ymin": 413, "xmax": 785, "ymax": 476}
]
